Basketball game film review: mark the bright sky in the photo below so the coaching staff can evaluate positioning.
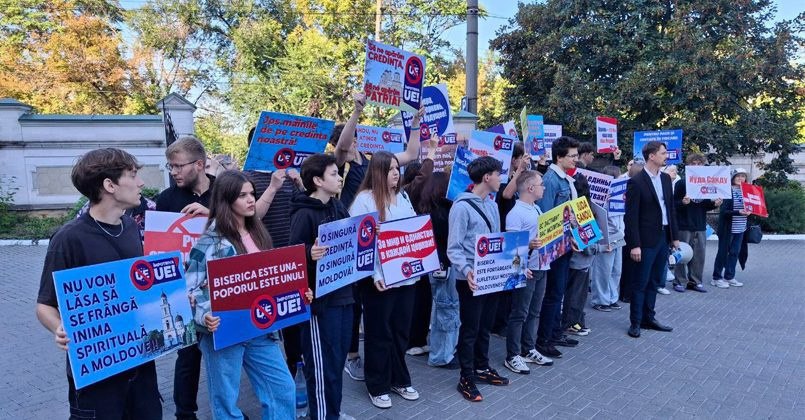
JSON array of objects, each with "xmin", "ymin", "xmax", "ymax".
[{"xmin": 445, "ymin": 0, "xmax": 805, "ymax": 53}]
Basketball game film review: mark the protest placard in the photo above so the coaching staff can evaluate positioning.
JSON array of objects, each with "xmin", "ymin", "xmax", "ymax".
[
  {"xmin": 400, "ymin": 84, "xmax": 458, "ymax": 172},
  {"xmin": 488, "ymin": 121, "xmax": 519, "ymax": 141},
  {"xmin": 543, "ymin": 124, "xmax": 562, "ymax": 160},
  {"xmin": 446, "ymin": 146, "xmax": 478, "ymax": 201},
  {"xmin": 472, "ymin": 231, "xmax": 529, "ymax": 296},
  {"xmin": 741, "ymin": 183, "xmax": 768, "ymax": 217},
  {"xmin": 363, "ymin": 39, "xmax": 426, "ymax": 112},
  {"xmin": 53, "ymin": 252, "xmax": 194, "ymax": 389},
  {"xmin": 244, "ymin": 111, "xmax": 335, "ymax": 172},
  {"xmin": 315, "ymin": 212, "xmax": 378, "ymax": 298},
  {"xmin": 377, "ymin": 215, "xmax": 439, "ymax": 286},
  {"xmin": 356, "ymin": 125, "xmax": 405, "ymax": 155},
  {"xmin": 685, "ymin": 166, "xmax": 732, "ymax": 200},
  {"xmin": 207, "ymin": 244, "xmax": 309, "ymax": 350},
  {"xmin": 633, "ymin": 129, "xmax": 683, "ymax": 164},
  {"xmin": 596, "ymin": 116, "xmax": 618, "ymax": 153},
  {"xmin": 144, "ymin": 211, "xmax": 207, "ymax": 263},
  {"xmin": 591, "ymin": 202, "xmax": 610, "ymax": 246},
  {"xmin": 521, "ymin": 113, "xmax": 545, "ymax": 158},
  {"xmin": 537, "ymin": 197, "xmax": 603, "ymax": 267},
  {"xmin": 576, "ymin": 168, "xmax": 613, "ymax": 208},
  {"xmin": 608, "ymin": 178, "xmax": 628, "ymax": 215},
  {"xmin": 468, "ymin": 130, "xmax": 515, "ymax": 184}
]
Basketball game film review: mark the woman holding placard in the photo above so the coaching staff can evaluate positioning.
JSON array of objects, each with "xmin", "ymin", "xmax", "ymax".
[
  {"xmin": 712, "ymin": 168, "xmax": 752, "ymax": 288},
  {"xmin": 186, "ymin": 170, "xmax": 297, "ymax": 420},
  {"xmin": 349, "ymin": 151, "xmax": 421, "ymax": 409}
]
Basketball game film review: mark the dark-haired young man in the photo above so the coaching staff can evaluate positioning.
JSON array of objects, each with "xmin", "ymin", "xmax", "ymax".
[
  {"xmin": 448, "ymin": 156, "xmax": 509, "ymax": 402},
  {"xmin": 535, "ymin": 136, "xmax": 580, "ymax": 358},
  {"xmin": 625, "ymin": 141, "xmax": 679, "ymax": 338},
  {"xmin": 36, "ymin": 148, "xmax": 162, "ymax": 418},
  {"xmin": 289, "ymin": 153, "xmax": 356, "ymax": 420}
]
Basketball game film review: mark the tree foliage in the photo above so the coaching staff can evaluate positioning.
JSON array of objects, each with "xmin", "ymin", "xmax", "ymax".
[{"xmin": 492, "ymin": 0, "xmax": 804, "ymax": 185}]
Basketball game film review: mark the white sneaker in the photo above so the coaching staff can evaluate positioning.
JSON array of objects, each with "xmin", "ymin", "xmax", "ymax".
[
  {"xmin": 369, "ymin": 393, "xmax": 392, "ymax": 408},
  {"xmin": 405, "ymin": 346, "xmax": 426, "ymax": 356},
  {"xmin": 657, "ymin": 287, "xmax": 671, "ymax": 295},
  {"xmin": 522, "ymin": 349, "xmax": 554, "ymax": 366},
  {"xmin": 339, "ymin": 413, "xmax": 357, "ymax": 420},
  {"xmin": 504, "ymin": 355, "xmax": 531, "ymax": 374},
  {"xmin": 391, "ymin": 386, "xmax": 419, "ymax": 401},
  {"xmin": 710, "ymin": 279, "xmax": 730, "ymax": 289},
  {"xmin": 727, "ymin": 279, "xmax": 744, "ymax": 287}
]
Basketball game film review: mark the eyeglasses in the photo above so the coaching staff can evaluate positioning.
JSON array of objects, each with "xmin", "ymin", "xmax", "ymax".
[
  {"xmin": 165, "ymin": 160, "xmax": 199, "ymax": 172},
  {"xmin": 566, "ymin": 153, "xmax": 579, "ymax": 158}
]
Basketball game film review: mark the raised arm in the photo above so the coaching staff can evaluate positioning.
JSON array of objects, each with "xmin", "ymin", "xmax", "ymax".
[
  {"xmin": 335, "ymin": 93, "xmax": 366, "ymax": 167},
  {"xmin": 396, "ymin": 105, "xmax": 425, "ymax": 166}
]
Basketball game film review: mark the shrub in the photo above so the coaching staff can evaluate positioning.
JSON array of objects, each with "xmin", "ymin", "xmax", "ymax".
[{"xmin": 759, "ymin": 183, "xmax": 805, "ymax": 234}]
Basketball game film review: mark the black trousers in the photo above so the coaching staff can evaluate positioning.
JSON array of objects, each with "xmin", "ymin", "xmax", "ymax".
[
  {"xmin": 456, "ymin": 280, "xmax": 499, "ymax": 378},
  {"xmin": 349, "ymin": 286, "xmax": 362, "ymax": 354},
  {"xmin": 281, "ymin": 324, "xmax": 303, "ymax": 377},
  {"xmin": 361, "ymin": 281, "xmax": 416, "ymax": 396},
  {"xmin": 173, "ymin": 343, "xmax": 201, "ymax": 419},
  {"xmin": 408, "ymin": 277, "xmax": 432, "ymax": 348},
  {"xmin": 301, "ymin": 304, "xmax": 354, "ymax": 420},
  {"xmin": 70, "ymin": 361, "xmax": 162, "ymax": 420}
]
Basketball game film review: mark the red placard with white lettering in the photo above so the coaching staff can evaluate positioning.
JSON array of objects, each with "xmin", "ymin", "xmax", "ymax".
[
  {"xmin": 741, "ymin": 184, "xmax": 768, "ymax": 218},
  {"xmin": 377, "ymin": 215, "xmax": 439, "ymax": 286},
  {"xmin": 206, "ymin": 244, "xmax": 309, "ymax": 350},
  {"xmin": 144, "ymin": 211, "xmax": 207, "ymax": 263}
]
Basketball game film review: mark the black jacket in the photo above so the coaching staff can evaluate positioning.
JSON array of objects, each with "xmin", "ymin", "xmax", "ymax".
[
  {"xmin": 625, "ymin": 169, "xmax": 679, "ymax": 250},
  {"xmin": 288, "ymin": 192, "xmax": 354, "ymax": 313},
  {"xmin": 673, "ymin": 181, "xmax": 718, "ymax": 231}
]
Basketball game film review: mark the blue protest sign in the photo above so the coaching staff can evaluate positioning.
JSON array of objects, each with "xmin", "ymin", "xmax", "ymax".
[
  {"xmin": 609, "ymin": 178, "xmax": 628, "ymax": 215},
  {"xmin": 473, "ymin": 231, "xmax": 530, "ymax": 296},
  {"xmin": 469, "ymin": 130, "xmax": 515, "ymax": 183},
  {"xmin": 401, "ymin": 83, "xmax": 455, "ymax": 142},
  {"xmin": 525, "ymin": 115, "xmax": 545, "ymax": 158},
  {"xmin": 53, "ymin": 252, "xmax": 195, "ymax": 389},
  {"xmin": 446, "ymin": 146, "xmax": 478, "ymax": 201},
  {"xmin": 316, "ymin": 212, "xmax": 379, "ymax": 298},
  {"xmin": 633, "ymin": 129, "xmax": 683, "ymax": 164},
  {"xmin": 244, "ymin": 111, "xmax": 335, "ymax": 171}
]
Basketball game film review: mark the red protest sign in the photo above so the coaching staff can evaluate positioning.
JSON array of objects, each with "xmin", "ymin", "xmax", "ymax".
[
  {"xmin": 144, "ymin": 211, "xmax": 207, "ymax": 263},
  {"xmin": 741, "ymin": 183, "xmax": 768, "ymax": 218},
  {"xmin": 377, "ymin": 215, "xmax": 440, "ymax": 286},
  {"xmin": 206, "ymin": 244, "xmax": 310, "ymax": 349}
]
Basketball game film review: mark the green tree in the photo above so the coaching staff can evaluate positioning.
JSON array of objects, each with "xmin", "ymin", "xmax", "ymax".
[
  {"xmin": 492, "ymin": 0, "xmax": 804, "ymax": 185},
  {"xmin": 445, "ymin": 51, "xmax": 513, "ymax": 129}
]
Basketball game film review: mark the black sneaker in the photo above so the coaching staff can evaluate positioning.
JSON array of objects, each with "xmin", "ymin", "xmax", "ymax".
[
  {"xmin": 535, "ymin": 343, "xmax": 563, "ymax": 358},
  {"xmin": 550, "ymin": 336, "xmax": 579, "ymax": 347},
  {"xmin": 474, "ymin": 368, "xmax": 509, "ymax": 386},
  {"xmin": 593, "ymin": 304, "xmax": 612, "ymax": 312},
  {"xmin": 609, "ymin": 302, "xmax": 622, "ymax": 310},
  {"xmin": 457, "ymin": 376, "xmax": 482, "ymax": 401}
]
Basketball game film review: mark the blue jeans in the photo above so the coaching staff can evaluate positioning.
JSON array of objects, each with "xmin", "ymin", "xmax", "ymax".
[
  {"xmin": 198, "ymin": 333, "xmax": 295, "ymax": 420},
  {"xmin": 591, "ymin": 247, "xmax": 622, "ymax": 306},
  {"xmin": 629, "ymin": 239, "xmax": 669, "ymax": 326},
  {"xmin": 428, "ymin": 269, "xmax": 460, "ymax": 366},
  {"xmin": 507, "ymin": 270, "xmax": 546, "ymax": 359},
  {"xmin": 713, "ymin": 232, "xmax": 745, "ymax": 281}
]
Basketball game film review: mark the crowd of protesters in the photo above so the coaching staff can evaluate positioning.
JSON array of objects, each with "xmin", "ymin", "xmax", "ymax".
[{"xmin": 35, "ymin": 93, "xmax": 759, "ymax": 419}]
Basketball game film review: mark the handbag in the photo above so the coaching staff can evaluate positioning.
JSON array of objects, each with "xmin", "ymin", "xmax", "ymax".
[{"xmin": 746, "ymin": 225, "xmax": 763, "ymax": 244}]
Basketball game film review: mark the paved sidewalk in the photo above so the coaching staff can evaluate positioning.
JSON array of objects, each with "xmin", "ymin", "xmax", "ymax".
[{"xmin": 1, "ymin": 241, "xmax": 803, "ymax": 419}]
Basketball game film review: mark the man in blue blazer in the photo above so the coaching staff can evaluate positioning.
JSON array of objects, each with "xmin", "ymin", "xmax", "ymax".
[{"xmin": 624, "ymin": 141, "xmax": 680, "ymax": 338}]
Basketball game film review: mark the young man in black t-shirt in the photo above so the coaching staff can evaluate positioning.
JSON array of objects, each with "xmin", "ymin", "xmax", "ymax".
[{"xmin": 36, "ymin": 148, "xmax": 162, "ymax": 418}]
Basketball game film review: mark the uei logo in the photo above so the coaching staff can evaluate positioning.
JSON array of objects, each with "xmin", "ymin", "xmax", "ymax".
[
  {"xmin": 699, "ymin": 186, "xmax": 717, "ymax": 195},
  {"xmin": 382, "ymin": 131, "xmax": 403, "ymax": 144},
  {"xmin": 668, "ymin": 150, "xmax": 679, "ymax": 160},
  {"xmin": 419, "ymin": 123, "xmax": 432, "ymax": 141},
  {"xmin": 476, "ymin": 236, "xmax": 504, "ymax": 257},
  {"xmin": 439, "ymin": 134, "xmax": 457, "ymax": 147},
  {"xmin": 273, "ymin": 148, "xmax": 313, "ymax": 169},
  {"xmin": 129, "ymin": 257, "xmax": 181, "ymax": 291},
  {"xmin": 493, "ymin": 135, "xmax": 513, "ymax": 151},
  {"xmin": 577, "ymin": 225, "xmax": 594, "ymax": 245},
  {"xmin": 251, "ymin": 295, "xmax": 277, "ymax": 329},
  {"xmin": 358, "ymin": 216, "xmax": 376, "ymax": 247},
  {"xmin": 403, "ymin": 56, "xmax": 424, "ymax": 104},
  {"xmin": 401, "ymin": 260, "xmax": 425, "ymax": 278}
]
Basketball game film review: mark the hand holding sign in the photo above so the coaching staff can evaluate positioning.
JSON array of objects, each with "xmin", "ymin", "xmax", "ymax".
[
  {"xmin": 55, "ymin": 324, "xmax": 69, "ymax": 350},
  {"xmin": 310, "ymin": 238, "xmax": 326, "ymax": 261},
  {"xmin": 204, "ymin": 313, "xmax": 221, "ymax": 332}
]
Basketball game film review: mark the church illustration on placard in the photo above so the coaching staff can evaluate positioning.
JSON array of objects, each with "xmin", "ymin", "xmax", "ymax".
[{"xmin": 143, "ymin": 290, "xmax": 197, "ymax": 355}]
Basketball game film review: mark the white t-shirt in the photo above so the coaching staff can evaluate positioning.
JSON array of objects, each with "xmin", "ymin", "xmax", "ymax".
[
  {"xmin": 350, "ymin": 190, "xmax": 419, "ymax": 287},
  {"xmin": 505, "ymin": 200, "xmax": 545, "ymax": 271}
]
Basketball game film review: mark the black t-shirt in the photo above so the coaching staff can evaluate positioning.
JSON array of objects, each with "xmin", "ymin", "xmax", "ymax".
[
  {"xmin": 246, "ymin": 171, "xmax": 302, "ymax": 248},
  {"xmin": 339, "ymin": 153, "xmax": 369, "ymax": 210},
  {"xmin": 155, "ymin": 174, "xmax": 215, "ymax": 213},
  {"xmin": 37, "ymin": 213, "xmax": 143, "ymax": 308},
  {"xmin": 496, "ymin": 183, "xmax": 517, "ymax": 231}
]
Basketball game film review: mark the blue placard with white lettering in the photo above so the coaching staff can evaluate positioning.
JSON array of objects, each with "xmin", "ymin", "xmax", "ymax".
[
  {"xmin": 244, "ymin": 111, "xmax": 335, "ymax": 171},
  {"xmin": 52, "ymin": 252, "xmax": 195, "ymax": 389},
  {"xmin": 608, "ymin": 178, "xmax": 628, "ymax": 215},
  {"xmin": 315, "ymin": 212, "xmax": 379, "ymax": 298},
  {"xmin": 633, "ymin": 129, "xmax": 683, "ymax": 164},
  {"xmin": 446, "ymin": 146, "xmax": 478, "ymax": 201}
]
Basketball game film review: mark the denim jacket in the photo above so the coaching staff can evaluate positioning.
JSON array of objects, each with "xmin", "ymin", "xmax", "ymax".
[{"xmin": 536, "ymin": 164, "xmax": 576, "ymax": 212}]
